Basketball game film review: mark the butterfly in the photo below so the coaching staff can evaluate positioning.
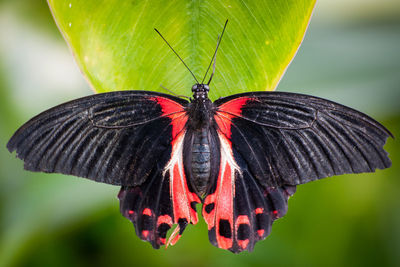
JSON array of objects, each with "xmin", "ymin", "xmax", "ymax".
[{"xmin": 7, "ymin": 21, "xmax": 392, "ymax": 253}]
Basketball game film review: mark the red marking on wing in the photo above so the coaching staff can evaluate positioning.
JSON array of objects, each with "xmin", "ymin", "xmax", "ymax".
[
  {"xmin": 214, "ymin": 115, "xmax": 232, "ymax": 139},
  {"xmin": 255, "ymin": 208, "xmax": 264, "ymax": 214},
  {"xmin": 165, "ymin": 131, "xmax": 201, "ymax": 246},
  {"xmin": 203, "ymin": 162, "xmax": 233, "ymax": 230},
  {"xmin": 150, "ymin": 96, "xmax": 200, "ymax": 247},
  {"xmin": 238, "ymin": 239, "xmax": 249, "ymax": 249},
  {"xmin": 215, "ymin": 97, "xmax": 252, "ymax": 138},
  {"xmin": 218, "ymin": 97, "xmax": 252, "ymax": 115},
  {"xmin": 143, "ymin": 208, "xmax": 152, "ymax": 216},
  {"xmin": 235, "ymin": 215, "xmax": 250, "ymax": 250},
  {"xmin": 149, "ymin": 96, "xmax": 188, "ymax": 138},
  {"xmin": 257, "ymin": 229, "xmax": 265, "ymax": 237},
  {"xmin": 235, "ymin": 215, "xmax": 250, "ymax": 226},
  {"xmin": 157, "ymin": 215, "xmax": 173, "ymax": 226},
  {"xmin": 217, "ymin": 163, "xmax": 234, "ymax": 250},
  {"xmin": 203, "ymin": 132, "xmax": 238, "ymax": 250},
  {"xmin": 171, "ymin": 157, "xmax": 200, "ymax": 225},
  {"xmin": 142, "ymin": 230, "xmax": 149, "ymax": 238}
]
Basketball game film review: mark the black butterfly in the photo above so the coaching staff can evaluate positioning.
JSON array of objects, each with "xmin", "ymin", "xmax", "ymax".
[{"xmin": 7, "ymin": 21, "xmax": 392, "ymax": 253}]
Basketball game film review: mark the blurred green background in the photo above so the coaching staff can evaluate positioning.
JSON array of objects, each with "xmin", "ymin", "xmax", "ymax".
[{"xmin": 0, "ymin": 1, "xmax": 399, "ymax": 266}]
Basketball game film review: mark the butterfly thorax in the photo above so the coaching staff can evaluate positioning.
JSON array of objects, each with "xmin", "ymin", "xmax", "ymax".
[{"xmin": 188, "ymin": 84, "xmax": 213, "ymax": 130}]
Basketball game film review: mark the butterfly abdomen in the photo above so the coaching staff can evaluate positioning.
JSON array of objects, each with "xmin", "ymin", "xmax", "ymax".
[{"xmin": 190, "ymin": 128, "xmax": 211, "ymax": 195}]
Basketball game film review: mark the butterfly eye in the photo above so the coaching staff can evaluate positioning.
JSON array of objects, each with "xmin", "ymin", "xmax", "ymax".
[
  {"xmin": 204, "ymin": 85, "xmax": 210, "ymax": 91},
  {"xmin": 192, "ymin": 84, "xmax": 198, "ymax": 91}
]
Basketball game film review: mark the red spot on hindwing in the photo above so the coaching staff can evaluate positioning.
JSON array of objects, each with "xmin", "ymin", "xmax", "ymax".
[
  {"xmin": 142, "ymin": 208, "xmax": 152, "ymax": 216},
  {"xmin": 157, "ymin": 215, "xmax": 173, "ymax": 227},
  {"xmin": 142, "ymin": 230, "xmax": 149, "ymax": 238},
  {"xmin": 235, "ymin": 215, "xmax": 250, "ymax": 250},
  {"xmin": 257, "ymin": 229, "xmax": 265, "ymax": 237},
  {"xmin": 235, "ymin": 215, "xmax": 250, "ymax": 225},
  {"xmin": 255, "ymin": 208, "xmax": 264, "ymax": 214},
  {"xmin": 238, "ymin": 239, "xmax": 249, "ymax": 250}
]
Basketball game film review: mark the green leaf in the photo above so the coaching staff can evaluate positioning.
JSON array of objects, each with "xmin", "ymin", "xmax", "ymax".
[{"xmin": 47, "ymin": 0, "xmax": 315, "ymax": 100}]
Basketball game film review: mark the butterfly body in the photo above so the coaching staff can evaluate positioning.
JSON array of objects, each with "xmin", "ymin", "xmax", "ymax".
[{"xmin": 184, "ymin": 83, "xmax": 216, "ymax": 196}]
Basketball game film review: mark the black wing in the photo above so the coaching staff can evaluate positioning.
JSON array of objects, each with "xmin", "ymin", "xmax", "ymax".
[
  {"xmin": 214, "ymin": 91, "xmax": 392, "ymax": 188},
  {"xmin": 7, "ymin": 91, "xmax": 189, "ymax": 186}
]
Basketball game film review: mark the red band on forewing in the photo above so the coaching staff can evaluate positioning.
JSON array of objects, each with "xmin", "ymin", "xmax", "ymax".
[
  {"xmin": 214, "ymin": 115, "xmax": 232, "ymax": 139},
  {"xmin": 149, "ymin": 96, "xmax": 188, "ymax": 138},
  {"xmin": 218, "ymin": 97, "xmax": 251, "ymax": 115},
  {"xmin": 215, "ymin": 97, "xmax": 252, "ymax": 138}
]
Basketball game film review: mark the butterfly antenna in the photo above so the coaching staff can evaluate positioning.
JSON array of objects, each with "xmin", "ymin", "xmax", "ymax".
[
  {"xmin": 154, "ymin": 28, "xmax": 199, "ymax": 84},
  {"xmin": 207, "ymin": 36, "xmax": 219, "ymax": 85},
  {"xmin": 202, "ymin": 19, "xmax": 228, "ymax": 84}
]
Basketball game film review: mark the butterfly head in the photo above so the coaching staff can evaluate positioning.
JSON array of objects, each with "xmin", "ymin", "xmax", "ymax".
[{"xmin": 192, "ymin": 84, "xmax": 210, "ymax": 101}]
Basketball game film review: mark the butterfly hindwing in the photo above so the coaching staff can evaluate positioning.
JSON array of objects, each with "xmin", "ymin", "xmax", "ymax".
[{"xmin": 203, "ymin": 116, "xmax": 296, "ymax": 253}]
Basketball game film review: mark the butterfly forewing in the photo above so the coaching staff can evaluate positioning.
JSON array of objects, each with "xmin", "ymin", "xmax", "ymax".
[
  {"xmin": 8, "ymin": 91, "xmax": 186, "ymax": 185},
  {"xmin": 214, "ymin": 92, "xmax": 392, "ymax": 188}
]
